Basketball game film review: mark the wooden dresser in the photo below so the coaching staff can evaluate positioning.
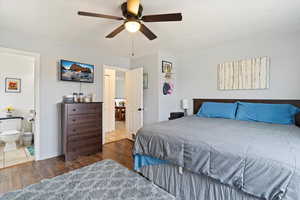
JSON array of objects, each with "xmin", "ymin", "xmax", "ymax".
[{"xmin": 61, "ymin": 102, "xmax": 103, "ymax": 161}]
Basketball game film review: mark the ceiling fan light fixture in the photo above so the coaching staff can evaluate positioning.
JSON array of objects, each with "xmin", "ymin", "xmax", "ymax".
[
  {"xmin": 78, "ymin": 1, "xmax": 182, "ymax": 40},
  {"xmin": 125, "ymin": 21, "xmax": 141, "ymax": 33}
]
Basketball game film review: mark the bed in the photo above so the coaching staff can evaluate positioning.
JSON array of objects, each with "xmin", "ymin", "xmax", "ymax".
[{"xmin": 133, "ymin": 99, "xmax": 300, "ymax": 200}]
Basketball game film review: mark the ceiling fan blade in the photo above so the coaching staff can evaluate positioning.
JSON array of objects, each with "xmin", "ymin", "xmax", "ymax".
[
  {"xmin": 106, "ymin": 24, "xmax": 125, "ymax": 38},
  {"xmin": 142, "ymin": 13, "xmax": 182, "ymax": 22},
  {"xmin": 140, "ymin": 24, "xmax": 157, "ymax": 40},
  {"xmin": 78, "ymin": 11, "xmax": 123, "ymax": 21},
  {"xmin": 127, "ymin": 0, "xmax": 140, "ymax": 16}
]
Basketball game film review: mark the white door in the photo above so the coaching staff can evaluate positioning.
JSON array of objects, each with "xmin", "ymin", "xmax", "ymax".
[
  {"xmin": 125, "ymin": 68, "xmax": 143, "ymax": 135},
  {"xmin": 103, "ymin": 69, "xmax": 116, "ymax": 133}
]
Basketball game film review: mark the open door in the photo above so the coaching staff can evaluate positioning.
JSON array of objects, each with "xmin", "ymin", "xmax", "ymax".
[
  {"xmin": 125, "ymin": 68, "xmax": 143, "ymax": 135},
  {"xmin": 103, "ymin": 69, "xmax": 116, "ymax": 134}
]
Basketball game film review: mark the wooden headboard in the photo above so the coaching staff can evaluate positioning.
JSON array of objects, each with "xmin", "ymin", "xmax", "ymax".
[{"xmin": 193, "ymin": 99, "xmax": 300, "ymax": 127}]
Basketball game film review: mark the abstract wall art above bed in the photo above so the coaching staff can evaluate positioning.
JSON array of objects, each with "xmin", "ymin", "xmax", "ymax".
[{"xmin": 218, "ymin": 56, "xmax": 270, "ymax": 90}]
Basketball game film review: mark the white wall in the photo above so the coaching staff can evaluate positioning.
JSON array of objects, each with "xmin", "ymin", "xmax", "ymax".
[
  {"xmin": 131, "ymin": 51, "xmax": 180, "ymax": 124},
  {"xmin": 0, "ymin": 30, "xmax": 130, "ymax": 160},
  {"xmin": 116, "ymin": 71, "xmax": 125, "ymax": 99},
  {"xmin": 3, "ymin": 26, "xmax": 299, "ymax": 159},
  {"xmin": 177, "ymin": 32, "xmax": 300, "ymax": 114},
  {"xmin": 0, "ymin": 53, "xmax": 35, "ymax": 131},
  {"xmin": 158, "ymin": 52, "xmax": 179, "ymax": 121}
]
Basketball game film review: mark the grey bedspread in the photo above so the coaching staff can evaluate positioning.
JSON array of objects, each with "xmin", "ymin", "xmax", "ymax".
[
  {"xmin": 133, "ymin": 116, "xmax": 300, "ymax": 200},
  {"xmin": 140, "ymin": 163, "xmax": 261, "ymax": 200}
]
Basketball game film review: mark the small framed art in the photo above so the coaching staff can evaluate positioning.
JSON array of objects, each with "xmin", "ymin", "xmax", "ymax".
[
  {"xmin": 143, "ymin": 73, "xmax": 149, "ymax": 89},
  {"xmin": 5, "ymin": 78, "xmax": 21, "ymax": 93},
  {"xmin": 162, "ymin": 61, "xmax": 173, "ymax": 73}
]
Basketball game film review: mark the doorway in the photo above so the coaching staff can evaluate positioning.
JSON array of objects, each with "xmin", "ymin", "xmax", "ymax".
[
  {"xmin": 0, "ymin": 47, "xmax": 40, "ymax": 168},
  {"xmin": 103, "ymin": 66, "xmax": 143, "ymax": 144}
]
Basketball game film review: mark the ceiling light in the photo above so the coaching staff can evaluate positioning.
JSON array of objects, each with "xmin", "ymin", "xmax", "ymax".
[{"xmin": 125, "ymin": 21, "xmax": 141, "ymax": 33}]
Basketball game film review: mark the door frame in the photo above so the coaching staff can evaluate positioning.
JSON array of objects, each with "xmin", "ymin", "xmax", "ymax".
[
  {"xmin": 0, "ymin": 47, "xmax": 41, "ymax": 160},
  {"xmin": 102, "ymin": 65, "xmax": 129, "ymax": 144}
]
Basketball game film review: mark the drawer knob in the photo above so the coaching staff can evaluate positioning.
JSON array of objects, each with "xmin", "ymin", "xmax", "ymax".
[
  {"xmin": 72, "ymin": 119, "xmax": 76, "ymax": 122},
  {"xmin": 72, "ymin": 109, "xmax": 76, "ymax": 112},
  {"xmin": 73, "ymin": 129, "xmax": 76, "ymax": 132}
]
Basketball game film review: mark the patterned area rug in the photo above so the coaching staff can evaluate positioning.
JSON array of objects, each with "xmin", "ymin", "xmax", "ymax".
[{"xmin": 0, "ymin": 160, "xmax": 174, "ymax": 200}]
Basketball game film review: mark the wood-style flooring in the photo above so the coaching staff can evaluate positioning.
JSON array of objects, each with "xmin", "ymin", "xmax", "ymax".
[
  {"xmin": 0, "ymin": 139, "xmax": 134, "ymax": 195},
  {"xmin": 105, "ymin": 121, "xmax": 132, "ymax": 143}
]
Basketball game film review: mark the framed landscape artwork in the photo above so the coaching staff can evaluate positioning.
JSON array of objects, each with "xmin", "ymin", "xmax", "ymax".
[
  {"xmin": 5, "ymin": 78, "xmax": 21, "ymax": 93},
  {"xmin": 60, "ymin": 59, "xmax": 95, "ymax": 83}
]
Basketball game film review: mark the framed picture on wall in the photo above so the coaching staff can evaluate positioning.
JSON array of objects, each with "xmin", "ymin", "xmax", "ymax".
[
  {"xmin": 5, "ymin": 78, "xmax": 21, "ymax": 93},
  {"xmin": 143, "ymin": 73, "xmax": 149, "ymax": 89},
  {"xmin": 162, "ymin": 61, "xmax": 173, "ymax": 73}
]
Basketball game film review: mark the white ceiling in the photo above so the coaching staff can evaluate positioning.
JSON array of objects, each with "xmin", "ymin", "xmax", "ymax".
[{"xmin": 1, "ymin": 0, "xmax": 300, "ymax": 57}]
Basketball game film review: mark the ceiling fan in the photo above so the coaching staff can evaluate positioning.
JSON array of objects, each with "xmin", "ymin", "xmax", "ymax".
[{"xmin": 78, "ymin": 0, "xmax": 182, "ymax": 41}]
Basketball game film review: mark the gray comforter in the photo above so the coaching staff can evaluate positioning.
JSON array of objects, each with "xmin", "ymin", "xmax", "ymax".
[{"xmin": 133, "ymin": 116, "xmax": 300, "ymax": 200}]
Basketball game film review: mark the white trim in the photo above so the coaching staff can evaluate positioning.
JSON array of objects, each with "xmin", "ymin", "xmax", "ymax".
[
  {"xmin": 0, "ymin": 47, "xmax": 41, "ymax": 160},
  {"xmin": 102, "ymin": 65, "xmax": 128, "ymax": 144},
  {"xmin": 103, "ymin": 65, "xmax": 129, "ymax": 72}
]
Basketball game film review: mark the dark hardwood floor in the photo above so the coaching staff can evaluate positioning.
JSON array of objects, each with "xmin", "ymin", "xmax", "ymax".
[{"xmin": 0, "ymin": 139, "xmax": 134, "ymax": 195}]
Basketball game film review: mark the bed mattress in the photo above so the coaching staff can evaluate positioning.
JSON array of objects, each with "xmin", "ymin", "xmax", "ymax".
[{"xmin": 133, "ymin": 116, "xmax": 300, "ymax": 200}]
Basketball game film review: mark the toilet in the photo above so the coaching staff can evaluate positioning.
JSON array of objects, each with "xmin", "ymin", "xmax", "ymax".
[
  {"xmin": 0, "ymin": 118, "xmax": 22, "ymax": 152},
  {"xmin": 0, "ymin": 130, "xmax": 21, "ymax": 152}
]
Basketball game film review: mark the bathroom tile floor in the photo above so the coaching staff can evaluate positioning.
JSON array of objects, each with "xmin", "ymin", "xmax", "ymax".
[{"xmin": 0, "ymin": 144, "xmax": 34, "ymax": 169}]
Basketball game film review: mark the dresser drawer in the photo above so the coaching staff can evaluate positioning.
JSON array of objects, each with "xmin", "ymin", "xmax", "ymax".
[
  {"xmin": 67, "ymin": 136, "xmax": 101, "ymax": 151},
  {"xmin": 67, "ymin": 104, "xmax": 101, "ymax": 115},
  {"xmin": 62, "ymin": 102, "xmax": 103, "ymax": 161},
  {"xmin": 68, "ymin": 125, "xmax": 101, "ymax": 136},
  {"xmin": 68, "ymin": 114, "xmax": 101, "ymax": 125},
  {"xmin": 68, "ymin": 130, "xmax": 101, "ymax": 141}
]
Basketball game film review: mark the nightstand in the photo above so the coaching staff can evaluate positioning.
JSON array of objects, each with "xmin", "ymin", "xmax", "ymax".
[{"xmin": 169, "ymin": 112, "xmax": 184, "ymax": 120}]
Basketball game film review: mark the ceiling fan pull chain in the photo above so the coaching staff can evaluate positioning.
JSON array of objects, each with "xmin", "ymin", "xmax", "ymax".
[{"xmin": 131, "ymin": 35, "xmax": 135, "ymax": 57}]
